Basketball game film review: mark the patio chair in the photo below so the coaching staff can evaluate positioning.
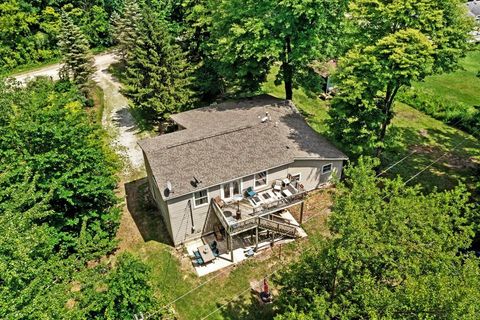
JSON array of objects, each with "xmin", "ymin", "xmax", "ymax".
[
  {"xmin": 272, "ymin": 180, "xmax": 282, "ymax": 192},
  {"xmin": 213, "ymin": 196, "xmax": 225, "ymax": 208},
  {"xmin": 246, "ymin": 187, "xmax": 257, "ymax": 198},
  {"xmin": 245, "ymin": 248, "xmax": 254, "ymax": 257},
  {"xmin": 193, "ymin": 250, "xmax": 201, "ymax": 259},
  {"xmin": 210, "ymin": 240, "xmax": 217, "ymax": 250}
]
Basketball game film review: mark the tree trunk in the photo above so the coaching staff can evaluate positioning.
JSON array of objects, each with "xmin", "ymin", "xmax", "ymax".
[
  {"xmin": 284, "ymin": 36, "xmax": 293, "ymax": 101},
  {"xmin": 375, "ymin": 84, "xmax": 401, "ymax": 158}
]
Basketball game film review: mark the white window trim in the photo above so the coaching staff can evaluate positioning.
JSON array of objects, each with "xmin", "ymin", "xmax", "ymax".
[
  {"xmin": 221, "ymin": 179, "xmax": 243, "ymax": 199},
  {"xmin": 193, "ymin": 188, "xmax": 209, "ymax": 208},
  {"xmin": 254, "ymin": 170, "xmax": 268, "ymax": 190},
  {"xmin": 322, "ymin": 163, "xmax": 333, "ymax": 175}
]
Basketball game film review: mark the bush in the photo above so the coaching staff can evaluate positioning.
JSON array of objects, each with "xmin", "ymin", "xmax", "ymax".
[{"xmin": 398, "ymin": 87, "xmax": 480, "ymax": 137}]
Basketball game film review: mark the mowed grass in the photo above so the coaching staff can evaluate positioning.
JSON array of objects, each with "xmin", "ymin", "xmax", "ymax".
[{"xmin": 413, "ymin": 49, "xmax": 480, "ymax": 106}]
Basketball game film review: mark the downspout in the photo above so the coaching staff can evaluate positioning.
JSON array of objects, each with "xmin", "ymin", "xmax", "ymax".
[{"xmin": 188, "ymin": 200, "xmax": 196, "ymax": 233}]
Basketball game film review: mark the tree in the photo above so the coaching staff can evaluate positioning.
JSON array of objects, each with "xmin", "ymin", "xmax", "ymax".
[
  {"xmin": 58, "ymin": 11, "xmax": 96, "ymax": 93},
  {"xmin": 274, "ymin": 157, "xmax": 480, "ymax": 319},
  {"xmin": 0, "ymin": 78, "xmax": 119, "ymax": 254},
  {"xmin": 329, "ymin": 0, "xmax": 474, "ymax": 157},
  {"xmin": 209, "ymin": 0, "xmax": 349, "ymax": 100},
  {"xmin": 124, "ymin": 9, "xmax": 193, "ymax": 124},
  {"xmin": 113, "ymin": 0, "xmax": 142, "ymax": 63}
]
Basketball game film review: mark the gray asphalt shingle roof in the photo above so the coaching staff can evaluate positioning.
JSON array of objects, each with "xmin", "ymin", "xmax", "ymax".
[{"xmin": 138, "ymin": 95, "xmax": 347, "ymax": 201}]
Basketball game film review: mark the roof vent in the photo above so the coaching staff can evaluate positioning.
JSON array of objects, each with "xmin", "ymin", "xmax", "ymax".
[{"xmin": 166, "ymin": 181, "xmax": 173, "ymax": 193}]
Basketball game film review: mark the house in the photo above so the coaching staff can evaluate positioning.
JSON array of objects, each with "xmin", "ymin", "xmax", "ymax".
[{"xmin": 138, "ymin": 95, "xmax": 348, "ymax": 257}]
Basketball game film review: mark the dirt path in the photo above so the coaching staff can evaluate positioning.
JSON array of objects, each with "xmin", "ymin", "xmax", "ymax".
[{"xmin": 13, "ymin": 53, "xmax": 145, "ymax": 173}]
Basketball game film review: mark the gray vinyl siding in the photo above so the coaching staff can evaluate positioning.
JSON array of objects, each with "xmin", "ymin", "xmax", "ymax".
[
  {"xmin": 166, "ymin": 185, "xmax": 222, "ymax": 246},
  {"xmin": 146, "ymin": 158, "xmax": 344, "ymax": 246},
  {"xmin": 288, "ymin": 159, "xmax": 343, "ymax": 190},
  {"xmin": 144, "ymin": 152, "xmax": 175, "ymax": 241}
]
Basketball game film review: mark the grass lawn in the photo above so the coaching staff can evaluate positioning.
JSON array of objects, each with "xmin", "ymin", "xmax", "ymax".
[
  {"xmin": 123, "ymin": 178, "xmax": 332, "ymax": 320},
  {"xmin": 120, "ymin": 60, "xmax": 479, "ymax": 320},
  {"xmin": 262, "ymin": 65, "xmax": 480, "ymax": 194},
  {"xmin": 413, "ymin": 49, "xmax": 480, "ymax": 106}
]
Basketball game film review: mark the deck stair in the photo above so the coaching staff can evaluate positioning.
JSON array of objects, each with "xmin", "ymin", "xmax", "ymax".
[{"xmin": 257, "ymin": 217, "xmax": 298, "ymax": 238}]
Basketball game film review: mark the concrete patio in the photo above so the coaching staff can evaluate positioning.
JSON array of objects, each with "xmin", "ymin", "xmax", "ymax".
[{"xmin": 185, "ymin": 210, "xmax": 306, "ymax": 277}]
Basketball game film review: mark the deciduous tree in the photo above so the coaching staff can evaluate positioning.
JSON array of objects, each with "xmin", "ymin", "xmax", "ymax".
[
  {"xmin": 275, "ymin": 158, "xmax": 480, "ymax": 319},
  {"xmin": 329, "ymin": 0, "xmax": 474, "ymax": 157},
  {"xmin": 209, "ymin": 0, "xmax": 349, "ymax": 100}
]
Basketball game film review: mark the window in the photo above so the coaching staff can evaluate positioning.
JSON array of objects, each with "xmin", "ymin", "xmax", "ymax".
[
  {"xmin": 222, "ymin": 180, "xmax": 241, "ymax": 199},
  {"xmin": 322, "ymin": 163, "xmax": 332, "ymax": 174},
  {"xmin": 223, "ymin": 184, "xmax": 231, "ymax": 199},
  {"xmin": 194, "ymin": 189, "xmax": 208, "ymax": 207},
  {"xmin": 254, "ymin": 171, "xmax": 268, "ymax": 188},
  {"xmin": 232, "ymin": 180, "xmax": 240, "ymax": 195}
]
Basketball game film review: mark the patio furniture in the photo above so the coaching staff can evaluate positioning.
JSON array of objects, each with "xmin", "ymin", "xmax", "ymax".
[
  {"xmin": 282, "ymin": 188, "xmax": 293, "ymax": 198},
  {"xmin": 198, "ymin": 244, "xmax": 215, "ymax": 263},
  {"xmin": 272, "ymin": 180, "xmax": 282, "ymax": 192},
  {"xmin": 246, "ymin": 187, "xmax": 257, "ymax": 198},
  {"xmin": 210, "ymin": 240, "xmax": 217, "ymax": 250},
  {"xmin": 214, "ymin": 196, "xmax": 225, "ymax": 208},
  {"xmin": 245, "ymin": 248, "xmax": 254, "ymax": 257}
]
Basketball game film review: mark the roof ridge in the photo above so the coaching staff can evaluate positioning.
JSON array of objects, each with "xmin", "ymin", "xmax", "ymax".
[{"xmin": 165, "ymin": 124, "xmax": 256, "ymax": 149}]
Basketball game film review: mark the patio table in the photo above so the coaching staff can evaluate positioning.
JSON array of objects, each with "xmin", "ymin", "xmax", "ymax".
[
  {"xmin": 198, "ymin": 244, "xmax": 215, "ymax": 263},
  {"xmin": 282, "ymin": 189, "xmax": 293, "ymax": 198}
]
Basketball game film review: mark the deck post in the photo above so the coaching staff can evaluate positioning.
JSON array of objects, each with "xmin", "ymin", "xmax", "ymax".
[
  {"xmin": 229, "ymin": 234, "xmax": 234, "ymax": 262},
  {"xmin": 300, "ymin": 201, "xmax": 305, "ymax": 224},
  {"xmin": 255, "ymin": 227, "xmax": 259, "ymax": 251}
]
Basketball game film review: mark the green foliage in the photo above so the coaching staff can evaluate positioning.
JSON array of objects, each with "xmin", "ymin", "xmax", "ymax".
[
  {"xmin": 75, "ymin": 253, "xmax": 168, "ymax": 319},
  {"xmin": 0, "ymin": 78, "xmax": 119, "ymax": 254},
  {"xmin": 328, "ymin": 0, "xmax": 474, "ymax": 157},
  {"xmin": 398, "ymin": 87, "xmax": 480, "ymax": 138},
  {"xmin": 275, "ymin": 157, "xmax": 480, "ymax": 319},
  {"xmin": 208, "ymin": 0, "xmax": 349, "ymax": 99},
  {"xmin": 59, "ymin": 12, "xmax": 96, "ymax": 93},
  {"xmin": 123, "ymin": 9, "xmax": 193, "ymax": 124},
  {"xmin": 0, "ymin": 78, "xmax": 162, "ymax": 318},
  {"xmin": 112, "ymin": 0, "xmax": 142, "ymax": 63},
  {"xmin": 0, "ymin": 1, "xmax": 119, "ymax": 72}
]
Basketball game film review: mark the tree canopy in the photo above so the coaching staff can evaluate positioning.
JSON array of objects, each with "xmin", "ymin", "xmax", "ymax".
[
  {"xmin": 123, "ymin": 7, "xmax": 193, "ymax": 124},
  {"xmin": 274, "ymin": 158, "xmax": 480, "ymax": 319},
  {"xmin": 0, "ymin": 77, "xmax": 165, "ymax": 318},
  {"xmin": 208, "ymin": 0, "xmax": 349, "ymax": 99},
  {"xmin": 328, "ymin": 0, "xmax": 474, "ymax": 157}
]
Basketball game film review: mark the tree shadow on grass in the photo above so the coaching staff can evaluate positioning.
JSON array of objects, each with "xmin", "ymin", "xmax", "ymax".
[
  {"xmin": 218, "ymin": 289, "xmax": 276, "ymax": 320},
  {"xmin": 381, "ymin": 125, "xmax": 480, "ymax": 193},
  {"xmin": 125, "ymin": 177, "xmax": 173, "ymax": 245}
]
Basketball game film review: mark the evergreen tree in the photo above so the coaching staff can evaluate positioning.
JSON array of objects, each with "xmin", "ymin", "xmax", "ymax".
[
  {"xmin": 58, "ymin": 12, "xmax": 95, "ymax": 94},
  {"xmin": 124, "ymin": 9, "xmax": 193, "ymax": 124},
  {"xmin": 113, "ymin": 0, "xmax": 142, "ymax": 63}
]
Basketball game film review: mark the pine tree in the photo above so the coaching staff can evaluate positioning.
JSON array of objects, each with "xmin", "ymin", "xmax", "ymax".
[
  {"xmin": 58, "ymin": 12, "xmax": 95, "ymax": 94},
  {"xmin": 113, "ymin": 0, "xmax": 142, "ymax": 63},
  {"xmin": 124, "ymin": 10, "xmax": 193, "ymax": 125}
]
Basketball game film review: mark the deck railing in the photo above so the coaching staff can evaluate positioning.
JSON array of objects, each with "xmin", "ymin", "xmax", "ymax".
[{"xmin": 211, "ymin": 187, "xmax": 306, "ymax": 235}]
